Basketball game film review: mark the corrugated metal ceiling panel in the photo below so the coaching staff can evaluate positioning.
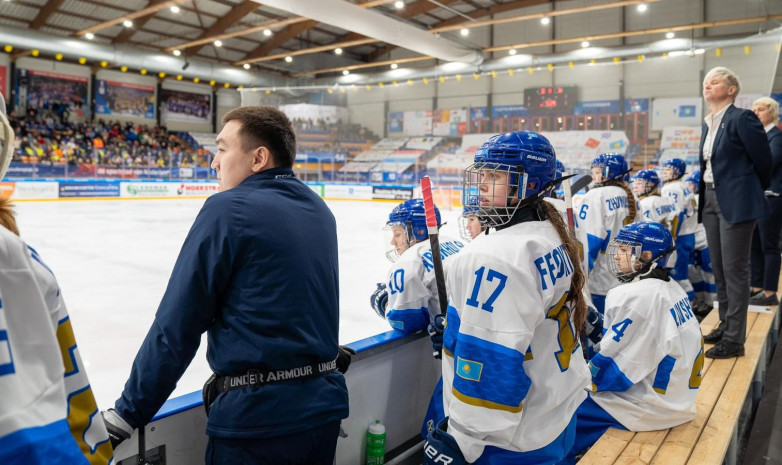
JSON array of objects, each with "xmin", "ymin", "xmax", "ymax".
[{"xmin": 1, "ymin": 3, "xmax": 38, "ymax": 21}]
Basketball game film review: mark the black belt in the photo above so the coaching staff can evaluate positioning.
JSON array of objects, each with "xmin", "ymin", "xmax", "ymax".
[
  {"xmin": 216, "ymin": 358, "xmax": 338, "ymax": 393},
  {"xmin": 705, "ymin": 181, "xmax": 716, "ymax": 190}
]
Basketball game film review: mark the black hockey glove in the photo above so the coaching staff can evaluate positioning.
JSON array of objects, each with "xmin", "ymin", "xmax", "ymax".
[
  {"xmin": 423, "ymin": 417, "xmax": 466, "ymax": 465},
  {"xmin": 428, "ymin": 314, "xmax": 445, "ymax": 359},
  {"xmin": 102, "ymin": 408, "xmax": 133, "ymax": 449},
  {"xmin": 585, "ymin": 305, "xmax": 604, "ymax": 344},
  {"xmin": 370, "ymin": 283, "xmax": 389, "ymax": 319},
  {"xmin": 336, "ymin": 345, "xmax": 356, "ymax": 374}
]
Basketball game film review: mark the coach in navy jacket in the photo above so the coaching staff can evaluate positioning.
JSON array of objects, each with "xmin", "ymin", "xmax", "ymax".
[
  {"xmin": 698, "ymin": 67, "xmax": 772, "ymax": 360},
  {"xmin": 106, "ymin": 107, "xmax": 349, "ymax": 464}
]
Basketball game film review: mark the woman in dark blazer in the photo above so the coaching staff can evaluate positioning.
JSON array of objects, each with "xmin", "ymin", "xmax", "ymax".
[
  {"xmin": 698, "ymin": 67, "xmax": 772, "ymax": 359},
  {"xmin": 749, "ymin": 97, "xmax": 782, "ymax": 307}
]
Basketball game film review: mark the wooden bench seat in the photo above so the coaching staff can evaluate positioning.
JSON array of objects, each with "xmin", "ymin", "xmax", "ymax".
[{"xmin": 579, "ymin": 305, "xmax": 778, "ymax": 465}]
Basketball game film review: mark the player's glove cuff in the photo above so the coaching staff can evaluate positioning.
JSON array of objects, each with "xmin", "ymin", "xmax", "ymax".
[
  {"xmin": 102, "ymin": 408, "xmax": 133, "ymax": 449},
  {"xmin": 428, "ymin": 314, "xmax": 445, "ymax": 359},
  {"xmin": 585, "ymin": 306, "xmax": 604, "ymax": 344},
  {"xmin": 424, "ymin": 417, "xmax": 466, "ymax": 465}
]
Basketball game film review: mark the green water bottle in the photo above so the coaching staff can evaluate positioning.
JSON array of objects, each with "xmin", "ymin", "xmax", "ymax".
[{"xmin": 366, "ymin": 420, "xmax": 386, "ymax": 465}]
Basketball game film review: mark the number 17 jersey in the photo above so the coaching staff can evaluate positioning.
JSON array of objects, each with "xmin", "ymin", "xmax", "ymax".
[{"xmin": 441, "ymin": 220, "xmax": 589, "ymax": 463}]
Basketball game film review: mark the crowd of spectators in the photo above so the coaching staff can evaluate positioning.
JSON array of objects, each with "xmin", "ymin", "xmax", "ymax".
[{"xmin": 7, "ymin": 108, "xmax": 208, "ymax": 169}]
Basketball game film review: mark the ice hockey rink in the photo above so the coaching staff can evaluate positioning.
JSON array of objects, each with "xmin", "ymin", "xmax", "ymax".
[{"xmin": 13, "ymin": 197, "xmax": 464, "ymax": 410}]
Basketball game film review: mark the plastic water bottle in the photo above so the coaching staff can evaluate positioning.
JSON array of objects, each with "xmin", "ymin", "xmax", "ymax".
[{"xmin": 366, "ymin": 420, "xmax": 386, "ymax": 465}]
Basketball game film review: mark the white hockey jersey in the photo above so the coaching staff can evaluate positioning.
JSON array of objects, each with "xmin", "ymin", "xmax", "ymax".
[
  {"xmin": 662, "ymin": 180, "xmax": 698, "ymax": 237},
  {"xmin": 544, "ymin": 197, "xmax": 589, "ymax": 275},
  {"xmin": 385, "ymin": 235, "xmax": 465, "ymax": 334},
  {"xmin": 441, "ymin": 219, "xmax": 589, "ymax": 463},
  {"xmin": 0, "ymin": 227, "xmax": 112, "ymax": 465},
  {"xmin": 639, "ymin": 195, "xmax": 677, "ymax": 228},
  {"xmin": 574, "ymin": 185, "xmax": 639, "ymax": 296},
  {"xmin": 589, "ymin": 277, "xmax": 703, "ymax": 431}
]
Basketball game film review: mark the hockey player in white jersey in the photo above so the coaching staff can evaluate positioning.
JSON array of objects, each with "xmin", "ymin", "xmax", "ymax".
[
  {"xmin": 685, "ymin": 170, "xmax": 716, "ymax": 317},
  {"xmin": 458, "ymin": 198, "xmax": 488, "ymax": 241},
  {"xmin": 632, "ymin": 169, "xmax": 677, "ymax": 227},
  {"xmin": 370, "ymin": 198, "xmax": 465, "ymax": 334},
  {"xmin": 565, "ymin": 222, "xmax": 703, "ymax": 462},
  {"xmin": 0, "ymin": 97, "xmax": 112, "ymax": 464},
  {"xmin": 575, "ymin": 153, "xmax": 639, "ymax": 315},
  {"xmin": 423, "ymin": 131, "xmax": 589, "ymax": 465},
  {"xmin": 661, "ymin": 158, "xmax": 698, "ymax": 302}
]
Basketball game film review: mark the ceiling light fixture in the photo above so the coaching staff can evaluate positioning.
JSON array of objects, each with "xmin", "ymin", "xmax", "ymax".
[
  {"xmin": 243, "ymin": 63, "xmax": 251, "ymax": 69},
  {"xmin": 173, "ymin": 50, "xmax": 181, "ymax": 56},
  {"xmin": 214, "ymin": 40, "xmax": 223, "ymax": 47},
  {"xmin": 342, "ymin": 70, "xmax": 350, "ymax": 75},
  {"xmin": 263, "ymin": 29, "xmax": 272, "ymax": 37},
  {"xmin": 508, "ymin": 49, "xmax": 517, "ymax": 55},
  {"xmin": 540, "ymin": 17, "xmax": 550, "ymax": 25},
  {"xmin": 666, "ymin": 32, "xmax": 675, "ymax": 39},
  {"xmin": 637, "ymin": 3, "xmax": 648, "ymax": 12},
  {"xmin": 122, "ymin": 19, "xmax": 133, "ymax": 28},
  {"xmin": 285, "ymin": 56, "xmax": 293, "ymax": 63},
  {"xmin": 85, "ymin": 32, "xmax": 95, "ymax": 40},
  {"xmin": 335, "ymin": 48, "xmax": 343, "ymax": 55},
  {"xmin": 390, "ymin": 63, "xmax": 398, "ymax": 69},
  {"xmin": 170, "ymin": 5, "xmax": 180, "ymax": 13},
  {"xmin": 394, "ymin": 1, "xmax": 404, "ymax": 9},
  {"xmin": 581, "ymin": 41, "xmax": 590, "ymax": 48},
  {"xmin": 460, "ymin": 28, "xmax": 469, "ymax": 37}
]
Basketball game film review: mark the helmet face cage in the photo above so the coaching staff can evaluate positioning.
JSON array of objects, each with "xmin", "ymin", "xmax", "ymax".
[
  {"xmin": 463, "ymin": 161, "xmax": 528, "ymax": 228},
  {"xmin": 607, "ymin": 239, "xmax": 645, "ymax": 283},
  {"xmin": 632, "ymin": 170, "xmax": 660, "ymax": 196},
  {"xmin": 384, "ymin": 221, "xmax": 414, "ymax": 262}
]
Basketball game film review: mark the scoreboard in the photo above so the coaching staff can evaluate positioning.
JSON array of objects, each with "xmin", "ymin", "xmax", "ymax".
[{"xmin": 523, "ymin": 86, "xmax": 578, "ymax": 114}]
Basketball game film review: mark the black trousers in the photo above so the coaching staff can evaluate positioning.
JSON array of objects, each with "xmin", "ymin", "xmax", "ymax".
[
  {"xmin": 702, "ymin": 189, "xmax": 757, "ymax": 345},
  {"xmin": 206, "ymin": 421, "xmax": 341, "ymax": 465},
  {"xmin": 750, "ymin": 195, "xmax": 782, "ymax": 291}
]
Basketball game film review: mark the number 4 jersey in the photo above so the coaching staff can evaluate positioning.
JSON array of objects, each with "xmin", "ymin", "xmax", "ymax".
[
  {"xmin": 589, "ymin": 277, "xmax": 703, "ymax": 431},
  {"xmin": 441, "ymin": 219, "xmax": 589, "ymax": 463}
]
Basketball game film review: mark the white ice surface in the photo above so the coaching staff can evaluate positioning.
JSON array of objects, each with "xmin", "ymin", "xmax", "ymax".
[{"xmin": 14, "ymin": 198, "xmax": 463, "ymax": 410}]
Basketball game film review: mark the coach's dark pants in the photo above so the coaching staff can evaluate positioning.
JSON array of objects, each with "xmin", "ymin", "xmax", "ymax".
[
  {"xmin": 702, "ymin": 189, "xmax": 757, "ymax": 345},
  {"xmin": 206, "ymin": 421, "xmax": 340, "ymax": 465},
  {"xmin": 750, "ymin": 195, "xmax": 782, "ymax": 292}
]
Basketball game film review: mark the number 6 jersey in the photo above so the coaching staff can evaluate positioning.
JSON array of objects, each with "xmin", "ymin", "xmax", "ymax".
[
  {"xmin": 441, "ymin": 219, "xmax": 589, "ymax": 463},
  {"xmin": 589, "ymin": 277, "xmax": 703, "ymax": 431}
]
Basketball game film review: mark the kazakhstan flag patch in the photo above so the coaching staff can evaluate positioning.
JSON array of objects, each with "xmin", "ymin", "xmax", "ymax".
[{"xmin": 456, "ymin": 357, "xmax": 483, "ymax": 382}]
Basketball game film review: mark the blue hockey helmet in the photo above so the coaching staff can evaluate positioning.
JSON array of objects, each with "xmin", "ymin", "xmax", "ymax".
[
  {"xmin": 607, "ymin": 221, "xmax": 677, "ymax": 282},
  {"xmin": 385, "ymin": 198, "xmax": 440, "ymax": 261},
  {"xmin": 463, "ymin": 131, "xmax": 557, "ymax": 227},
  {"xmin": 631, "ymin": 169, "xmax": 661, "ymax": 196},
  {"xmin": 555, "ymin": 159, "xmax": 566, "ymax": 180},
  {"xmin": 591, "ymin": 153, "xmax": 629, "ymax": 185},
  {"xmin": 662, "ymin": 158, "xmax": 687, "ymax": 181},
  {"xmin": 686, "ymin": 169, "xmax": 701, "ymax": 193}
]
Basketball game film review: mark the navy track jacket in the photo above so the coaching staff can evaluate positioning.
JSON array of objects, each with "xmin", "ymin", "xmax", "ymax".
[{"xmin": 115, "ymin": 167, "xmax": 349, "ymax": 438}]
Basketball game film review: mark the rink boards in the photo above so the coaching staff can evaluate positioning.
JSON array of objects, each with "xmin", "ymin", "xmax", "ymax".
[{"xmin": 112, "ymin": 330, "xmax": 440, "ymax": 465}]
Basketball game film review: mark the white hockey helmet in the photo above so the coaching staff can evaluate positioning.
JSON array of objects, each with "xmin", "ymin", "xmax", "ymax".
[{"xmin": 0, "ymin": 93, "xmax": 13, "ymax": 179}]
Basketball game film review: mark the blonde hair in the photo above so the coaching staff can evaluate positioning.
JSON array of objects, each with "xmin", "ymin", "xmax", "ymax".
[
  {"xmin": 753, "ymin": 96, "xmax": 780, "ymax": 123},
  {"xmin": 704, "ymin": 67, "xmax": 741, "ymax": 102},
  {"xmin": 0, "ymin": 197, "xmax": 19, "ymax": 236},
  {"xmin": 540, "ymin": 201, "xmax": 587, "ymax": 333}
]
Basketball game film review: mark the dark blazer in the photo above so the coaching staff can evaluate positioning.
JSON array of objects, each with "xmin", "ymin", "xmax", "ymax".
[
  {"xmin": 767, "ymin": 126, "xmax": 782, "ymax": 194},
  {"xmin": 698, "ymin": 104, "xmax": 772, "ymax": 224}
]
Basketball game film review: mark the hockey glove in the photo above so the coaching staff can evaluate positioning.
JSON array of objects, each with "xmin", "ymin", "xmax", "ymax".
[
  {"xmin": 428, "ymin": 314, "xmax": 445, "ymax": 359},
  {"xmin": 423, "ymin": 417, "xmax": 466, "ymax": 465},
  {"xmin": 585, "ymin": 305, "xmax": 604, "ymax": 344},
  {"xmin": 102, "ymin": 408, "xmax": 133, "ymax": 449},
  {"xmin": 370, "ymin": 283, "xmax": 389, "ymax": 319},
  {"xmin": 336, "ymin": 345, "xmax": 356, "ymax": 374}
]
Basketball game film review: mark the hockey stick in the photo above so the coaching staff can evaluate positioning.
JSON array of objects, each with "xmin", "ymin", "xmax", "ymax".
[{"xmin": 420, "ymin": 176, "xmax": 448, "ymax": 316}]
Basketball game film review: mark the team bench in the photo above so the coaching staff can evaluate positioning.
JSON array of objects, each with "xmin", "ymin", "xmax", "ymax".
[{"xmin": 578, "ymin": 303, "xmax": 779, "ymax": 465}]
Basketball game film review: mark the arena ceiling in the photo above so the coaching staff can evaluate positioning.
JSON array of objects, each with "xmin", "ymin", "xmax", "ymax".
[{"xmin": 0, "ymin": 0, "xmax": 780, "ymax": 80}]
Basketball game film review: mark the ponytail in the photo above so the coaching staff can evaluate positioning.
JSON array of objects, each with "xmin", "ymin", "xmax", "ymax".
[{"xmin": 540, "ymin": 201, "xmax": 587, "ymax": 332}]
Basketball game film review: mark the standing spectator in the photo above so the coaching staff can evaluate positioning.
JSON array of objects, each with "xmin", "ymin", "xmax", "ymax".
[
  {"xmin": 102, "ymin": 106, "xmax": 350, "ymax": 464},
  {"xmin": 749, "ymin": 97, "xmax": 782, "ymax": 307},
  {"xmin": 699, "ymin": 67, "xmax": 772, "ymax": 359}
]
